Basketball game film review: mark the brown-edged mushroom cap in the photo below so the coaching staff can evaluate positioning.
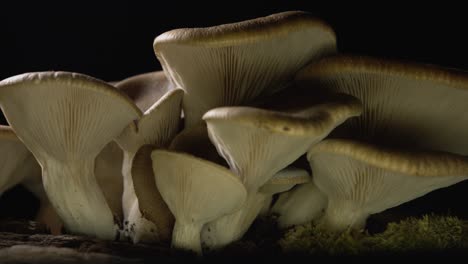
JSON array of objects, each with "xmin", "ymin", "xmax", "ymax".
[
  {"xmin": 115, "ymin": 71, "xmax": 175, "ymax": 112},
  {"xmin": 0, "ymin": 72, "xmax": 141, "ymax": 240},
  {"xmin": 203, "ymin": 93, "xmax": 362, "ymax": 191},
  {"xmin": 296, "ymin": 55, "xmax": 468, "ymax": 154},
  {"xmin": 307, "ymin": 138, "xmax": 468, "ymax": 232},
  {"xmin": 151, "ymin": 150, "xmax": 247, "ymax": 254},
  {"xmin": 154, "ymin": 11, "xmax": 336, "ymax": 128},
  {"xmin": 130, "ymin": 144, "xmax": 173, "ymax": 243},
  {"xmin": 115, "ymin": 88, "xmax": 182, "ymax": 243}
]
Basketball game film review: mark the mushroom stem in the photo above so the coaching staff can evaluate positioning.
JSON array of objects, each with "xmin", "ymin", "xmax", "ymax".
[
  {"xmin": 43, "ymin": 158, "xmax": 117, "ymax": 240},
  {"xmin": 202, "ymin": 192, "xmax": 267, "ymax": 249},
  {"xmin": 319, "ymin": 199, "xmax": 368, "ymax": 232},
  {"xmin": 122, "ymin": 151, "xmax": 137, "ymax": 222},
  {"xmin": 172, "ymin": 221, "xmax": 203, "ymax": 255}
]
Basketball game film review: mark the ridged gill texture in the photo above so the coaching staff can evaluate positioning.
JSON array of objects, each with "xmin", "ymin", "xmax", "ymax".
[{"xmin": 154, "ymin": 11, "xmax": 336, "ymax": 128}]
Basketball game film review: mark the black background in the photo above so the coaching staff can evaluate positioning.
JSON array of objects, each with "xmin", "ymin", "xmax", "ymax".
[{"xmin": 1, "ymin": 1, "xmax": 467, "ymax": 221}]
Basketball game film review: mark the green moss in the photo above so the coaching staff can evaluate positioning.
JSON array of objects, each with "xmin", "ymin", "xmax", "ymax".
[{"xmin": 279, "ymin": 215, "xmax": 468, "ymax": 255}]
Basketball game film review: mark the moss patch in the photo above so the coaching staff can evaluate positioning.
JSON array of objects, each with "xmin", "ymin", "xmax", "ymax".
[{"xmin": 279, "ymin": 215, "xmax": 468, "ymax": 255}]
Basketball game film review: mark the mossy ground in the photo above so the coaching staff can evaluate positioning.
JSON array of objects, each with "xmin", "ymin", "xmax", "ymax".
[{"xmin": 207, "ymin": 214, "xmax": 468, "ymax": 257}]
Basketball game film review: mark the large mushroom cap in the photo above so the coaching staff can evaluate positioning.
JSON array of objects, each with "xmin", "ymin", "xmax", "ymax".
[
  {"xmin": 0, "ymin": 71, "xmax": 141, "ymax": 160},
  {"xmin": 307, "ymin": 138, "xmax": 468, "ymax": 231},
  {"xmin": 114, "ymin": 71, "xmax": 175, "ymax": 113},
  {"xmin": 0, "ymin": 71, "xmax": 141, "ymax": 239},
  {"xmin": 154, "ymin": 11, "xmax": 336, "ymax": 127},
  {"xmin": 296, "ymin": 55, "xmax": 468, "ymax": 154},
  {"xmin": 203, "ymin": 93, "xmax": 361, "ymax": 191}
]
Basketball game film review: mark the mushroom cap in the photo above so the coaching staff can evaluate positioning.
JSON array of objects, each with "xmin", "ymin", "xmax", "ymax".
[
  {"xmin": 131, "ymin": 144, "xmax": 174, "ymax": 242},
  {"xmin": 0, "ymin": 71, "xmax": 142, "ymax": 161},
  {"xmin": 259, "ymin": 167, "xmax": 311, "ymax": 195},
  {"xmin": 296, "ymin": 55, "xmax": 468, "ymax": 154},
  {"xmin": 115, "ymin": 71, "xmax": 175, "ymax": 113},
  {"xmin": 202, "ymin": 93, "xmax": 362, "ymax": 190},
  {"xmin": 0, "ymin": 126, "xmax": 32, "ymax": 192},
  {"xmin": 154, "ymin": 11, "xmax": 336, "ymax": 127},
  {"xmin": 151, "ymin": 150, "xmax": 247, "ymax": 224},
  {"xmin": 307, "ymin": 138, "xmax": 468, "ymax": 217},
  {"xmin": 116, "ymin": 88, "xmax": 183, "ymax": 153}
]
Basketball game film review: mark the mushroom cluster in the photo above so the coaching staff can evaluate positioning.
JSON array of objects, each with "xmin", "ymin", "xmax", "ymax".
[{"xmin": 0, "ymin": 10, "xmax": 467, "ymax": 255}]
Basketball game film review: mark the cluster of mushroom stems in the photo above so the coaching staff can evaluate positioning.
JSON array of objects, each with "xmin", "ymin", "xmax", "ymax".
[{"xmin": 1, "ymin": 11, "xmax": 468, "ymax": 255}]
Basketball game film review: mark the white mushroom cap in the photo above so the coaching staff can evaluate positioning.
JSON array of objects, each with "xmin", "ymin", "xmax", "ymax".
[
  {"xmin": 115, "ymin": 71, "xmax": 175, "ymax": 113},
  {"xmin": 151, "ymin": 150, "xmax": 247, "ymax": 254},
  {"xmin": 296, "ymin": 55, "xmax": 468, "ymax": 155},
  {"xmin": 0, "ymin": 72, "xmax": 141, "ymax": 239},
  {"xmin": 307, "ymin": 138, "xmax": 468, "ymax": 232},
  {"xmin": 203, "ymin": 94, "xmax": 362, "ymax": 191},
  {"xmin": 271, "ymin": 182, "xmax": 328, "ymax": 229},
  {"xmin": 116, "ymin": 88, "xmax": 183, "ymax": 153},
  {"xmin": 154, "ymin": 11, "xmax": 336, "ymax": 128}
]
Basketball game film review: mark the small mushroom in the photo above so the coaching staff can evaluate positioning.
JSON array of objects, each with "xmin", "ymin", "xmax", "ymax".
[
  {"xmin": 0, "ymin": 72, "xmax": 141, "ymax": 239},
  {"xmin": 151, "ymin": 150, "xmax": 247, "ymax": 254},
  {"xmin": 271, "ymin": 182, "xmax": 328, "ymax": 229},
  {"xmin": 115, "ymin": 86, "xmax": 183, "ymax": 243},
  {"xmin": 154, "ymin": 11, "xmax": 336, "ymax": 127},
  {"xmin": 307, "ymin": 138, "xmax": 468, "ymax": 232}
]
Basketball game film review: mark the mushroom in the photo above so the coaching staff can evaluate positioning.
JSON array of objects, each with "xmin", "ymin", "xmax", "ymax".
[
  {"xmin": 154, "ymin": 11, "xmax": 336, "ymax": 128},
  {"xmin": 115, "ymin": 85, "xmax": 183, "ymax": 243},
  {"xmin": 203, "ymin": 93, "xmax": 362, "ymax": 191},
  {"xmin": 307, "ymin": 138, "xmax": 468, "ymax": 232},
  {"xmin": 295, "ymin": 55, "xmax": 468, "ymax": 154},
  {"xmin": 271, "ymin": 182, "xmax": 328, "ymax": 229},
  {"xmin": 151, "ymin": 150, "xmax": 247, "ymax": 254},
  {"xmin": 0, "ymin": 72, "xmax": 141, "ymax": 239},
  {"xmin": 201, "ymin": 167, "xmax": 310, "ymax": 249},
  {"xmin": 200, "ymin": 93, "xmax": 361, "ymax": 248}
]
